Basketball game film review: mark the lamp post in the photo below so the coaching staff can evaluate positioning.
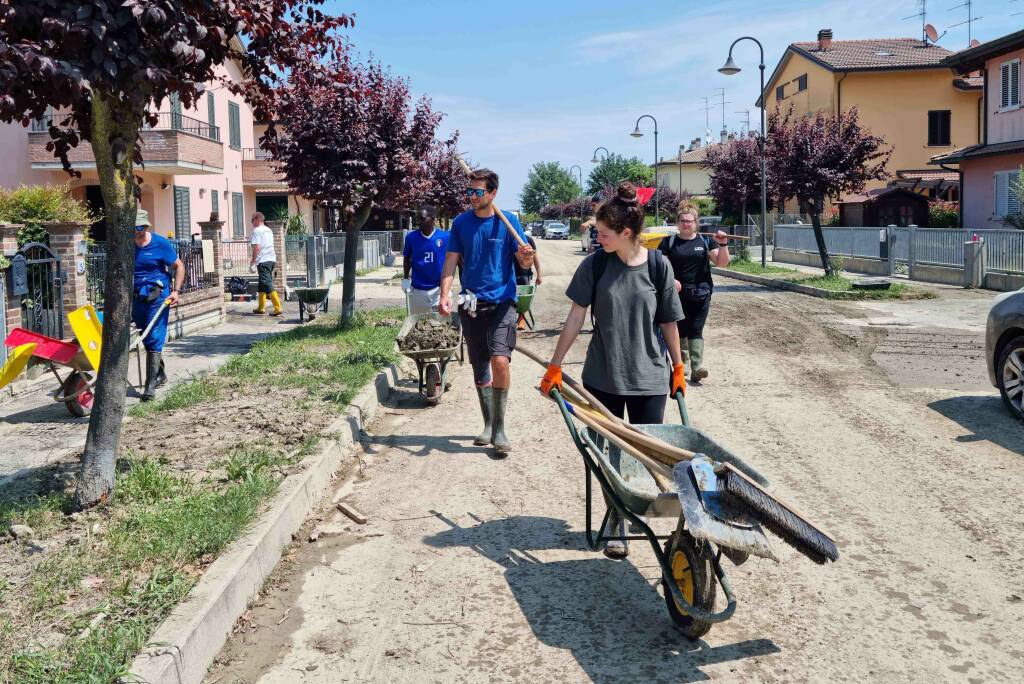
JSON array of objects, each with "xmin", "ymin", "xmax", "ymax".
[
  {"xmin": 590, "ymin": 146, "xmax": 610, "ymax": 164},
  {"xmin": 720, "ymin": 36, "xmax": 768, "ymax": 267},
  {"xmin": 677, "ymin": 144, "xmax": 685, "ymax": 196},
  {"xmin": 569, "ymin": 163, "xmax": 584, "ymax": 226},
  {"xmin": 630, "ymin": 114, "xmax": 659, "ymax": 225}
]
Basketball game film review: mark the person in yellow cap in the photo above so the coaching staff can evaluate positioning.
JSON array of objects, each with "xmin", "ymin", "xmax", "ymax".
[{"xmin": 248, "ymin": 212, "xmax": 282, "ymax": 316}]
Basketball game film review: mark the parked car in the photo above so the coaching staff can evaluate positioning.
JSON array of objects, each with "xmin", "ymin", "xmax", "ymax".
[
  {"xmin": 986, "ymin": 288, "xmax": 1024, "ymax": 421},
  {"xmin": 699, "ymin": 216, "xmax": 723, "ymax": 228},
  {"xmin": 530, "ymin": 222, "xmax": 545, "ymax": 237},
  {"xmin": 543, "ymin": 222, "xmax": 569, "ymax": 240}
]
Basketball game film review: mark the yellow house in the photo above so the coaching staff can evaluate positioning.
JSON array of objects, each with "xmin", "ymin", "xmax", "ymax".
[
  {"xmin": 653, "ymin": 136, "xmax": 723, "ymax": 198},
  {"xmin": 760, "ymin": 28, "xmax": 983, "ymax": 207}
]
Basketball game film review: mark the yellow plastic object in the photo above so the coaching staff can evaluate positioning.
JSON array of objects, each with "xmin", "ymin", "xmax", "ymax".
[
  {"xmin": 0, "ymin": 343, "xmax": 38, "ymax": 389},
  {"xmin": 640, "ymin": 231, "xmax": 672, "ymax": 250},
  {"xmin": 68, "ymin": 304, "xmax": 103, "ymax": 372}
]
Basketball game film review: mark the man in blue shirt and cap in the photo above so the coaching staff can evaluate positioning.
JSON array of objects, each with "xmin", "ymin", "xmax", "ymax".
[
  {"xmin": 132, "ymin": 208, "xmax": 184, "ymax": 401},
  {"xmin": 438, "ymin": 168, "xmax": 534, "ymax": 458}
]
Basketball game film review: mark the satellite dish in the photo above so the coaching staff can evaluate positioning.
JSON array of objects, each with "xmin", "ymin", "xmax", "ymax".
[
  {"xmin": 925, "ymin": 24, "xmax": 939, "ymax": 43},
  {"xmin": 970, "ymin": 39, "xmax": 981, "ymax": 48}
]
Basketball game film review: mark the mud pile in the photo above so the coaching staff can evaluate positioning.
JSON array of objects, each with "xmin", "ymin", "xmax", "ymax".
[{"xmin": 398, "ymin": 318, "xmax": 460, "ymax": 352}]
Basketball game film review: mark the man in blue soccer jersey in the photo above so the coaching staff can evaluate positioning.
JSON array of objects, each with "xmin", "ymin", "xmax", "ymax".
[
  {"xmin": 401, "ymin": 205, "xmax": 448, "ymax": 314},
  {"xmin": 438, "ymin": 168, "xmax": 534, "ymax": 458}
]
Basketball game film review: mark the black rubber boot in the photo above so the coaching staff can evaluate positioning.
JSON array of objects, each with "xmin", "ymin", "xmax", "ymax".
[
  {"xmin": 142, "ymin": 352, "xmax": 161, "ymax": 402},
  {"xmin": 155, "ymin": 358, "xmax": 168, "ymax": 388},
  {"xmin": 473, "ymin": 386, "xmax": 492, "ymax": 446},
  {"xmin": 490, "ymin": 388, "xmax": 511, "ymax": 458}
]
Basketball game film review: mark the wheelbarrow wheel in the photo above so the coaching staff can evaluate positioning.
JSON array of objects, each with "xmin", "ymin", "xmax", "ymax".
[
  {"xmin": 424, "ymin": 363, "xmax": 442, "ymax": 404},
  {"xmin": 662, "ymin": 530, "xmax": 717, "ymax": 639},
  {"xmin": 61, "ymin": 371, "xmax": 95, "ymax": 418}
]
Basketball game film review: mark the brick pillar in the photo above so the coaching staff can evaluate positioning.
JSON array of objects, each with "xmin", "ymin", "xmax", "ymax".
[
  {"xmin": 2, "ymin": 224, "xmax": 22, "ymax": 342},
  {"xmin": 266, "ymin": 219, "xmax": 287, "ymax": 295},
  {"xmin": 198, "ymin": 219, "xmax": 225, "ymax": 291},
  {"xmin": 44, "ymin": 222, "xmax": 90, "ymax": 336}
]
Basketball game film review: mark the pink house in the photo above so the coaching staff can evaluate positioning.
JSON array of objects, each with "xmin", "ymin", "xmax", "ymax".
[
  {"xmin": 933, "ymin": 30, "xmax": 1024, "ymax": 229},
  {"xmin": 0, "ymin": 48, "xmax": 322, "ymax": 243}
]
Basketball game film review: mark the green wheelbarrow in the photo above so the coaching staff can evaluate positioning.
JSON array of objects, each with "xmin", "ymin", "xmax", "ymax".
[
  {"xmin": 516, "ymin": 284, "xmax": 536, "ymax": 330},
  {"xmin": 292, "ymin": 287, "xmax": 330, "ymax": 322}
]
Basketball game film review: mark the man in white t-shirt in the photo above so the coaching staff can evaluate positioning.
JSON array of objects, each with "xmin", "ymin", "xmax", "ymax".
[{"xmin": 249, "ymin": 212, "xmax": 282, "ymax": 316}]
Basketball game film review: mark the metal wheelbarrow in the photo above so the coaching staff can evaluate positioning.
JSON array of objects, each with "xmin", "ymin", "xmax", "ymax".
[
  {"xmin": 515, "ymin": 284, "xmax": 536, "ymax": 330},
  {"xmin": 551, "ymin": 388, "xmax": 775, "ymax": 639},
  {"xmin": 394, "ymin": 312, "xmax": 463, "ymax": 405},
  {"xmin": 291, "ymin": 287, "xmax": 330, "ymax": 322}
]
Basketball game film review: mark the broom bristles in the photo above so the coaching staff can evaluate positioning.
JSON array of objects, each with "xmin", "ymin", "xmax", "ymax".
[{"xmin": 719, "ymin": 471, "xmax": 839, "ymax": 564}]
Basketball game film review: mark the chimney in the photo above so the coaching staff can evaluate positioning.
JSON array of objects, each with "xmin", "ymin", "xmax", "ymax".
[
  {"xmin": 817, "ymin": 28, "xmax": 833, "ymax": 51},
  {"xmin": 720, "ymin": 129, "xmax": 728, "ymax": 144},
  {"xmin": 728, "ymin": 133, "xmax": 736, "ymax": 142}
]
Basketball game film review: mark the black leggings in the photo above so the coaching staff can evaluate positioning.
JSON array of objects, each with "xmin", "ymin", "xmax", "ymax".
[
  {"xmin": 677, "ymin": 293, "xmax": 711, "ymax": 340},
  {"xmin": 584, "ymin": 384, "xmax": 666, "ymax": 424}
]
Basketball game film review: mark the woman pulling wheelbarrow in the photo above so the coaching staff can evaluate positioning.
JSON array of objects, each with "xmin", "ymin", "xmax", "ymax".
[{"xmin": 540, "ymin": 182, "xmax": 685, "ymax": 558}]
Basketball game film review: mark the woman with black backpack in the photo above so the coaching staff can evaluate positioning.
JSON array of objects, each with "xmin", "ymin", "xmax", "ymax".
[
  {"xmin": 658, "ymin": 201, "xmax": 730, "ymax": 383},
  {"xmin": 539, "ymin": 182, "xmax": 685, "ymax": 559}
]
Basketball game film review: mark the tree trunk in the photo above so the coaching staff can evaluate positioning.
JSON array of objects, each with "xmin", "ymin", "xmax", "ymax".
[
  {"xmin": 339, "ymin": 201, "xmax": 373, "ymax": 327},
  {"xmin": 74, "ymin": 94, "xmax": 140, "ymax": 510},
  {"xmin": 808, "ymin": 197, "xmax": 834, "ymax": 277}
]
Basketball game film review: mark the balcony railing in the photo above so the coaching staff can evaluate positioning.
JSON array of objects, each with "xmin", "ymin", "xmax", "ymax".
[
  {"xmin": 241, "ymin": 147, "xmax": 273, "ymax": 161},
  {"xmin": 32, "ymin": 111, "xmax": 221, "ymax": 142}
]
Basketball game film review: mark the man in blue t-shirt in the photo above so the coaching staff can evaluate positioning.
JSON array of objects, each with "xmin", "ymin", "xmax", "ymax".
[
  {"xmin": 438, "ymin": 168, "xmax": 534, "ymax": 458},
  {"xmin": 132, "ymin": 208, "xmax": 184, "ymax": 401},
  {"xmin": 401, "ymin": 205, "xmax": 449, "ymax": 314}
]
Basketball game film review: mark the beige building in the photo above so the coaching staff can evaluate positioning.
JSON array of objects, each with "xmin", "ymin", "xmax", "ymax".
[
  {"xmin": 653, "ymin": 136, "xmax": 722, "ymax": 197},
  {"xmin": 760, "ymin": 29, "xmax": 983, "ymax": 206},
  {"xmin": 0, "ymin": 48, "xmax": 321, "ymax": 243}
]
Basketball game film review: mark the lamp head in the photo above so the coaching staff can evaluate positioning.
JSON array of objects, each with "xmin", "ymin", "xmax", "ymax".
[
  {"xmin": 590, "ymin": 155, "xmax": 600, "ymax": 163},
  {"xmin": 630, "ymin": 126, "xmax": 643, "ymax": 138},
  {"xmin": 718, "ymin": 56, "xmax": 741, "ymax": 75}
]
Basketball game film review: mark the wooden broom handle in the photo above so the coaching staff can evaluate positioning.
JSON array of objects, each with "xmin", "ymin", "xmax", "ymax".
[
  {"xmin": 456, "ymin": 156, "xmax": 527, "ymax": 248},
  {"xmin": 699, "ymin": 232, "xmax": 750, "ymax": 241}
]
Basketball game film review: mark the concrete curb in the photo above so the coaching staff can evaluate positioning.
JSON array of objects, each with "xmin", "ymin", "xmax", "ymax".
[
  {"xmin": 712, "ymin": 266, "xmax": 863, "ymax": 300},
  {"xmin": 125, "ymin": 361, "xmax": 407, "ymax": 684}
]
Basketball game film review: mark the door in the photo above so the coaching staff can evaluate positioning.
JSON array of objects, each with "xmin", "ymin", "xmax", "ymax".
[{"xmin": 84, "ymin": 185, "xmax": 107, "ymax": 242}]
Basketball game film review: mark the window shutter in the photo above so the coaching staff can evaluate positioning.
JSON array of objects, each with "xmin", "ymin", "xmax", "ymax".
[
  {"xmin": 173, "ymin": 186, "xmax": 191, "ymax": 240},
  {"xmin": 1009, "ymin": 171, "xmax": 1022, "ymax": 215},
  {"xmin": 775, "ymin": 85, "xmax": 785, "ymax": 101},
  {"xmin": 211, "ymin": 189, "xmax": 219, "ymax": 216},
  {"xmin": 1013, "ymin": 61, "xmax": 1021, "ymax": 107},
  {"xmin": 228, "ymin": 102, "xmax": 241, "ymax": 149},
  {"xmin": 232, "ymin": 192, "xmax": 244, "ymax": 238}
]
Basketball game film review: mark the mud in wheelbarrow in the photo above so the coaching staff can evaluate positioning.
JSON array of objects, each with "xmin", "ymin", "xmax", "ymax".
[
  {"xmin": 394, "ymin": 313, "xmax": 464, "ymax": 404},
  {"xmin": 553, "ymin": 390, "xmax": 772, "ymax": 639}
]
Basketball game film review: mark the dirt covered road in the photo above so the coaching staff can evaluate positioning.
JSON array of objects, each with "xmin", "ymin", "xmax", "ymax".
[{"xmin": 208, "ymin": 240, "xmax": 1024, "ymax": 683}]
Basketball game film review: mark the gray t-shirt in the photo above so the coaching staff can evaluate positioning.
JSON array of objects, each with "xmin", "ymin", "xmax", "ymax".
[{"xmin": 565, "ymin": 251, "xmax": 684, "ymax": 395}]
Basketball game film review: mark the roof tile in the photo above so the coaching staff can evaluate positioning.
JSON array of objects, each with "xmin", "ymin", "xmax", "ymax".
[{"xmin": 792, "ymin": 38, "xmax": 952, "ymax": 70}]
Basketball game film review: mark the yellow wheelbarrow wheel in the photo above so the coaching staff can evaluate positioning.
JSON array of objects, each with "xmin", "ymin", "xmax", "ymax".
[{"xmin": 662, "ymin": 529, "xmax": 717, "ymax": 639}]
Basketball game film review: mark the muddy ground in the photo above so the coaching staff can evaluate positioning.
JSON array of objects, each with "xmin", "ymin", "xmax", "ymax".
[{"xmin": 207, "ymin": 240, "xmax": 1023, "ymax": 683}]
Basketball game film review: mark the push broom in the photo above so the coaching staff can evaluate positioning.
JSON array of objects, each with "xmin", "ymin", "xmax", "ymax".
[{"xmin": 518, "ymin": 345, "xmax": 838, "ymax": 564}]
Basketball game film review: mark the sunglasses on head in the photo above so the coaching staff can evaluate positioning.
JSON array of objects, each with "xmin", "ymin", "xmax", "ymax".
[{"xmin": 465, "ymin": 188, "xmax": 487, "ymax": 198}]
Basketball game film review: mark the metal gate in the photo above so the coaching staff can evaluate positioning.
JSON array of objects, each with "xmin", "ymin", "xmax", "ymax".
[
  {"xmin": 10, "ymin": 242, "xmax": 64, "ymax": 339},
  {"xmin": 0, "ymin": 279, "xmax": 7, "ymax": 364}
]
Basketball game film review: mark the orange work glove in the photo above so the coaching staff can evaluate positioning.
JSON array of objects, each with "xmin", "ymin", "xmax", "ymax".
[
  {"xmin": 671, "ymin": 363, "xmax": 686, "ymax": 396},
  {"xmin": 541, "ymin": 364, "xmax": 563, "ymax": 396}
]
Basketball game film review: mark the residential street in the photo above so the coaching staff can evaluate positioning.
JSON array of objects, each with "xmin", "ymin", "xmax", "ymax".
[{"xmin": 207, "ymin": 239, "xmax": 1024, "ymax": 683}]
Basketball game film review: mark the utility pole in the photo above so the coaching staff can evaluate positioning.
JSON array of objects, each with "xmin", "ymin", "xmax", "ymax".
[
  {"xmin": 714, "ymin": 88, "xmax": 732, "ymax": 141},
  {"xmin": 699, "ymin": 97, "xmax": 714, "ymax": 146},
  {"xmin": 735, "ymin": 109, "xmax": 751, "ymax": 133}
]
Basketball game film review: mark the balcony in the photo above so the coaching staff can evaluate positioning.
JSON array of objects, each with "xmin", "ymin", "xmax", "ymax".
[
  {"xmin": 241, "ymin": 147, "xmax": 287, "ymax": 189},
  {"xmin": 29, "ymin": 112, "xmax": 223, "ymax": 175}
]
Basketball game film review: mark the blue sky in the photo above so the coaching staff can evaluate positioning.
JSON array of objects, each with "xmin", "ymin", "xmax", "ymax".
[{"xmin": 326, "ymin": 0, "xmax": 1008, "ymax": 210}]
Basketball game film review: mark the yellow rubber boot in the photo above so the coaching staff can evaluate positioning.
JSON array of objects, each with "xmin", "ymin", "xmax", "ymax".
[
  {"xmin": 253, "ymin": 293, "xmax": 267, "ymax": 314},
  {"xmin": 268, "ymin": 291, "xmax": 282, "ymax": 316}
]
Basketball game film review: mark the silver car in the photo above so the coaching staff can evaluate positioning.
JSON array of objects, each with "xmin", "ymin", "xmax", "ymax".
[
  {"xmin": 543, "ymin": 222, "xmax": 569, "ymax": 240},
  {"xmin": 985, "ymin": 288, "xmax": 1024, "ymax": 421}
]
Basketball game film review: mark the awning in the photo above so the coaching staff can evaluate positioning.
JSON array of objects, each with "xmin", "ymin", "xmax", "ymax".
[{"xmin": 930, "ymin": 140, "xmax": 1024, "ymax": 165}]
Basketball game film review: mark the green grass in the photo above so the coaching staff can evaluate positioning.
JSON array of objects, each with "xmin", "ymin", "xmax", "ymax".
[
  {"xmin": 779, "ymin": 273, "xmax": 913, "ymax": 299},
  {"xmin": 1, "ymin": 454, "xmax": 283, "ymax": 682},
  {"xmin": 725, "ymin": 259, "xmax": 795, "ymax": 275},
  {"xmin": 127, "ymin": 376, "xmax": 219, "ymax": 418}
]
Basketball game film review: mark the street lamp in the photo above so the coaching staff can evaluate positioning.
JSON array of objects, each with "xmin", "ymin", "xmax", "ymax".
[
  {"xmin": 630, "ymin": 114, "xmax": 659, "ymax": 226},
  {"xmin": 678, "ymin": 144, "xmax": 685, "ymax": 196},
  {"xmin": 590, "ymin": 146, "xmax": 610, "ymax": 164},
  {"xmin": 569, "ymin": 163, "xmax": 584, "ymax": 225},
  {"xmin": 719, "ymin": 36, "xmax": 768, "ymax": 267}
]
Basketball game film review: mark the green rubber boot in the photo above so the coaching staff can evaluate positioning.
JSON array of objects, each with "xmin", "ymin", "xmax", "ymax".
[
  {"xmin": 474, "ymin": 386, "xmax": 493, "ymax": 446},
  {"xmin": 689, "ymin": 339, "xmax": 708, "ymax": 382},
  {"xmin": 490, "ymin": 388, "xmax": 511, "ymax": 458}
]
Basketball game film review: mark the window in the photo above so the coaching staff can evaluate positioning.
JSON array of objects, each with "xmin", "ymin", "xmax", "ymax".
[
  {"xmin": 995, "ymin": 169, "xmax": 1022, "ymax": 217},
  {"xmin": 232, "ymin": 192, "xmax": 244, "ymax": 238},
  {"xmin": 173, "ymin": 186, "xmax": 191, "ymax": 240},
  {"xmin": 228, "ymin": 101, "xmax": 241, "ymax": 150},
  {"xmin": 775, "ymin": 85, "xmax": 785, "ymax": 101},
  {"xmin": 211, "ymin": 188, "xmax": 219, "ymax": 217},
  {"xmin": 796, "ymin": 74, "xmax": 808, "ymax": 92},
  {"xmin": 169, "ymin": 92, "xmax": 182, "ymax": 130},
  {"xmin": 928, "ymin": 110, "xmax": 951, "ymax": 146},
  {"xmin": 207, "ymin": 92, "xmax": 218, "ymax": 141},
  {"xmin": 1001, "ymin": 59, "xmax": 1021, "ymax": 110}
]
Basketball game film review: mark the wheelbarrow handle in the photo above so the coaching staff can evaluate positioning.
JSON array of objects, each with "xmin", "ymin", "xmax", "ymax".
[{"xmin": 673, "ymin": 390, "xmax": 690, "ymax": 427}]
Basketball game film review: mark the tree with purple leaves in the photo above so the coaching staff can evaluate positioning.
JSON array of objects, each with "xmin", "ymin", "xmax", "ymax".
[
  {"xmin": 701, "ymin": 131, "xmax": 771, "ymax": 226},
  {"xmin": 0, "ymin": 0, "xmax": 350, "ymax": 509},
  {"xmin": 418, "ymin": 134, "xmax": 467, "ymax": 223},
  {"xmin": 269, "ymin": 53, "xmax": 444, "ymax": 325},
  {"xmin": 768, "ymin": 106, "xmax": 891, "ymax": 276}
]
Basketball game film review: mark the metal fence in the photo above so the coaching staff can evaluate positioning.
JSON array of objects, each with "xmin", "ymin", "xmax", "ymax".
[
  {"xmin": 774, "ymin": 225, "xmax": 883, "ymax": 259},
  {"xmin": 85, "ymin": 239, "xmax": 215, "ymax": 308},
  {"xmin": 221, "ymin": 239, "xmax": 251, "ymax": 278},
  {"xmin": 86, "ymin": 244, "xmax": 107, "ymax": 307}
]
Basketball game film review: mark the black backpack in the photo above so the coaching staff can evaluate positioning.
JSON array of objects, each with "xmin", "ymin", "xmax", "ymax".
[{"xmin": 589, "ymin": 248, "xmax": 670, "ymax": 328}]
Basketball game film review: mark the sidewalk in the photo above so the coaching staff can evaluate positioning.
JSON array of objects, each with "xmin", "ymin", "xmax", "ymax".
[{"xmin": 0, "ymin": 301, "xmax": 301, "ymax": 488}]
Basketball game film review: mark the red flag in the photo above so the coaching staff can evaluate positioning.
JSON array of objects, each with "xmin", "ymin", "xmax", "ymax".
[{"xmin": 636, "ymin": 187, "xmax": 656, "ymax": 205}]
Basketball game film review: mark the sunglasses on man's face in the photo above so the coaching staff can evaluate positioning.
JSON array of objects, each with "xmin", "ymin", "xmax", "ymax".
[{"xmin": 465, "ymin": 188, "xmax": 487, "ymax": 198}]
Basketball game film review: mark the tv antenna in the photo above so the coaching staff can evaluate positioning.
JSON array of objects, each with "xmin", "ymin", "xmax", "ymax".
[
  {"xmin": 699, "ymin": 97, "xmax": 715, "ymax": 143},
  {"xmin": 735, "ymin": 109, "xmax": 751, "ymax": 133},
  {"xmin": 713, "ymin": 88, "xmax": 732, "ymax": 134},
  {"xmin": 948, "ymin": 1, "xmax": 983, "ymax": 45}
]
